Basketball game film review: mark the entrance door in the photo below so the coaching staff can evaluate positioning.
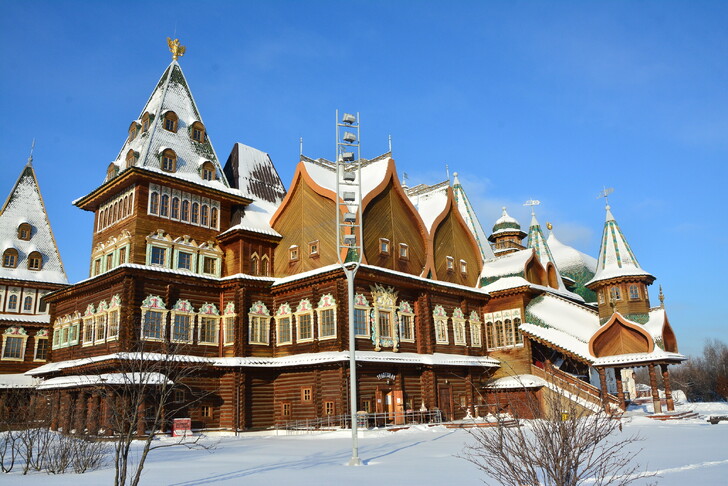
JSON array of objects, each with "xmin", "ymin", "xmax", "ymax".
[
  {"xmin": 438, "ymin": 386, "xmax": 453, "ymax": 421},
  {"xmin": 392, "ymin": 389, "xmax": 405, "ymax": 425}
]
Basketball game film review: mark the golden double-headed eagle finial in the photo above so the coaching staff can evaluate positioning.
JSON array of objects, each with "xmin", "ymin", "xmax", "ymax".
[{"xmin": 167, "ymin": 37, "xmax": 186, "ymax": 61}]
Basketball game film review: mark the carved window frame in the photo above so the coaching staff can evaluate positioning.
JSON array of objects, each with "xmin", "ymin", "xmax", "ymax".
[
  {"xmin": 275, "ymin": 303, "xmax": 293, "ymax": 346},
  {"xmin": 295, "ymin": 299, "xmax": 314, "ymax": 343}
]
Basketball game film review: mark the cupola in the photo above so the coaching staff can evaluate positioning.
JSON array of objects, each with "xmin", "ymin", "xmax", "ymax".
[{"xmin": 488, "ymin": 207, "xmax": 526, "ymax": 256}]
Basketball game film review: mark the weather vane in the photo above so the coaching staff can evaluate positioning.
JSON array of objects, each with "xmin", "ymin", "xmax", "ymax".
[
  {"xmin": 523, "ymin": 198, "xmax": 540, "ymax": 215},
  {"xmin": 597, "ymin": 187, "xmax": 614, "ymax": 207},
  {"xmin": 27, "ymin": 139, "xmax": 35, "ymax": 165},
  {"xmin": 167, "ymin": 37, "xmax": 186, "ymax": 61}
]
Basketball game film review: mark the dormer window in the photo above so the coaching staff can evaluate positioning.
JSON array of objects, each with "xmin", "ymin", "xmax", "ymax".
[
  {"xmin": 398, "ymin": 243, "xmax": 408, "ymax": 260},
  {"xmin": 201, "ymin": 161, "xmax": 216, "ymax": 181},
  {"xmin": 379, "ymin": 238, "xmax": 390, "ymax": 255},
  {"xmin": 106, "ymin": 163, "xmax": 119, "ymax": 181},
  {"xmin": 28, "ymin": 251, "xmax": 42, "ymax": 271},
  {"xmin": 289, "ymin": 245, "xmax": 299, "ymax": 262},
  {"xmin": 163, "ymin": 111, "xmax": 178, "ymax": 132},
  {"xmin": 446, "ymin": 256, "xmax": 454, "ymax": 272},
  {"xmin": 17, "ymin": 223, "xmax": 31, "ymax": 240},
  {"xmin": 460, "ymin": 259, "xmax": 468, "ymax": 275},
  {"xmin": 190, "ymin": 121, "xmax": 206, "ymax": 143},
  {"xmin": 125, "ymin": 150, "xmax": 139, "ymax": 169},
  {"xmin": 3, "ymin": 249, "xmax": 18, "ymax": 268},
  {"xmin": 128, "ymin": 121, "xmax": 140, "ymax": 142},
  {"xmin": 161, "ymin": 149, "xmax": 177, "ymax": 172},
  {"xmin": 309, "ymin": 240, "xmax": 319, "ymax": 256},
  {"xmin": 141, "ymin": 112, "xmax": 151, "ymax": 132}
]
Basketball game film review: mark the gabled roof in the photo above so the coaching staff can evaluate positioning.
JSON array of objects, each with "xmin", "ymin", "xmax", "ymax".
[
  {"xmin": 452, "ymin": 173, "xmax": 496, "ymax": 261},
  {"xmin": 107, "ymin": 61, "xmax": 231, "ymax": 193},
  {"xmin": 586, "ymin": 205, "xmax": 654, "ymax": 287},
  {"xmin": 0, "ymin": 161, "xmax": 68, "ymax": 284},
  {"xmin": 224, "ymin": 142, "xmax": 286, "ymax": 205}
]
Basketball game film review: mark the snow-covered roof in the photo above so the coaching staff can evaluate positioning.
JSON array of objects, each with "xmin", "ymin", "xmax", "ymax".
[
  {"xmin": 0, "ymin": 373, "xmax": 41, "ymax": 389},
  {"xmin": 643, "ymin": 307, "xmax": 667, "ymax": 340},
  {"xmin": 406, "ymin": 180, "xmax": 449, "ymax": 231},
  {"xmin": 0, "ymin": 313, "xmax": 51, "ymax": 324},
  {"xmin": 225, "ymin": 142, "xmax": 286, "ymax": 204},
  {"xmin": 26, "ymin": 351, "xmax": 211, "ymax": 376},
  {"xmin": 220, "ymin": 199, "xmax": 282, "ymax": 238},
  {"xmin": 591, "ymin": 351, "xmax": 685, "ymax": 367},
  {"xmin": 37, "ymin": 372, "xmax": 172, "ymax": 390},
  {"xmin": 547, "ymin": 230, "xmax": 597, "ymax": 275},
  {"xmin": 585, "ymin": 205, "xmax": 653, "ymax": 287},
  {"xmin": 480, "ymin": 249, "xmax": 531, "ymax": 281},
  {"xmin": 0, "ymin": 162, "xmax": 68, "ymax": 285},
  {"xmin": 107, "ymin": 61, "xmax": 232, "ymax": 194},
  {"xmin": 452, "ymin": 173, "xmax": 495, "ymax": 261},
  {"xmin": 491, "ymin": 207, "xmax": 523, "ymax": 235},
  {"xmin": 527, "ymin": 212, "xmax": 566, "ymax": 291},
  {"xmin": 484, "ymin": 374, "xmax": 546, "ymax": 389}
]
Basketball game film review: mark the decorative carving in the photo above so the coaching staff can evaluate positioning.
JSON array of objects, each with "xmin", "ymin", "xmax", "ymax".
[
  {"xmin": 109, "ymin": 294, "xmax": 122, "ymax": 309},
  {"xmin": 172, "ymin": 299, "xmax": 194, "ymax": 313},
  {"xmin": 317, "ymin": 293, "xmax": 336, "ymax": 308},
  {"xmin": 3, "ymin": 326, "xmax": 26, "ymax": 336},
  {"xmin": 84, "ymin": 304, "xmax": 96, "ymax": 316},
  {"xmin": 141, "ymin": 295, "xmax": 165, "ymax": 309},
  {"xmin": 296, "ymin": 299, "xmax": 312, "ymax": 313},
  {"xmin": 199, "ymin": 303, "xmax": 219, "ymax": 315},
  {"xmin": 248, "ymin": 301, "xmax": 269, "ymax": 316},
  {"xmin": 167, "ymin": 37, "xmax": 186, "ymax": 61},
  {"xmin": 276, "ymin": 303, "xmax": 292, "ymax": 316},
  {"xmin": 224, "ymin": 302, "xmax": 236, "ymax": 315}
]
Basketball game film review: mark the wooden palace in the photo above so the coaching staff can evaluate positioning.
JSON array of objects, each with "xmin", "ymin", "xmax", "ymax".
[{"xmin": 0, "ymin": 41, "xmax": 685, "ymax": 433}]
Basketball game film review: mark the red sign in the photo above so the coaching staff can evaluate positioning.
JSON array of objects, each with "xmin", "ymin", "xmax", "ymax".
[{"xmin": 172, "ymin": 418, "xmax": 192, "ymax": 437}]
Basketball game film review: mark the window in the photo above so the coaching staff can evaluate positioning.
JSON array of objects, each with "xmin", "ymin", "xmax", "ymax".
[
  {"xmin": 150, "ymin": 247, "xmax": 166, "ymax": 266},
  {"xmin": 485, "ymin": 321, "xmax": 494, "ymax": 349},
  {"xmin": 201, "ymin": 205, "xmax": 209, "ymax": 226},
  {"xmin": 446, "ymin": 256, "xmax": 454, "ymax": 272},
  {"xmin": 324, "ymin": 401, "xmax": 335, "ymax": 416},
  {"xmin": 250, "ymin": 254, "xmax": 259, "ymax": 275},
  {"xmin": 174, "ymin": 389, "xmax": 185, "ymax": 402},
  {"xmin": 249, "ymin": 316, "xmax": 270, "ymax": 345},
  {"xmin": 277, "ymin": 316, "xmax": 292, "ymax": 345},
  {"xmin": 177, "ymin": 252, "xmax": 192, "ymax": 270},
  {"xmin": 160, "ymin": 194, "xmax": 169, "ymax": 217},
  {"xmin": 433, "ymin": 306, "xmax": 449, "ymax": 344},
  {"xmin": 354, "ymin": 307, "xmax": 369, "ymax": 337},
  {"xmin": 289, "ymin": 246, "xmax": 299, "ymax": 261},
  {"xmin": 18, "ymin": 223, "xmax": 31, "ymax": 240},
  {"xmin": 191, "ymin": 203, "xmax": 199, "ymax": 224},
  {"xmin": 398, "ymin": 243, "xmax": 408, "ymax": 260},
  {"xmin": 150, "ymin": 192, "xmax": 159, "ymax": 215},
  {"xmin": 23, "ymin": 296, "xmax": 33, "ymax": 312},
  {"xmin": 223, "ymin": 315, "xmax": 235, "ymax": 345},
  {"xmin": 514, "ymin": 317, "xmax": 523, "ymax": 344},
  {"xmin": 598, "ymin": 290, "xmax": 605, "ymax": 304},
  {"xmin": 199, "ymin": 315, "xmax": 220, "ymax": 345},
  {"xmin": 95, "ymin": 314, "xmax": 107, "ymax": 343},
  {"xmin": 317, "ymin": 294, "xmax": 337, "ymax": 340},
  {"xmin": 1, "ymin": 327, "xmax": 27, "ymax": 360},
  {"xmin": 125, "ymin": 149, "xmax": 139, "ymax": 169},
  {"xmin": 210, "ymin": 207, "xmax": 218, "ymax": 228},
  {"xmin": 609, "ymin": 286, "xmax": 622, "ymax": 302},
  {"xmin": 7, "ymin": 295, "xmax": 18, "ymax": 311},
  {"xmin": 170, "ymin": 197, "xmax": 180, "ymax": 219},
  {"xmin": 470, "ymin": 312, "xmax": 482, "ymax": 347},
  {"xmin": 3, "ymin": 249, "xmax": 18, "ymax": 268},
  {"xmin": 69, "ymin": 319, "xmax": 80, "ymax": 345},
  {"xmin": 200, "ymin": 405, "xmax": 212, "ymax": 418},
  {"xmin": 201, "ymin": 162, "xmax": 215, "ymax": 181},
  {"xmin": 377, "ymin": 310, "xmax": 393, "ymax": 339},
  {"xmin": 161, "ymin": 149, "xmax": 177, "ymax": 172},
  {"xmin": 202, "ymin": 256, "xmax": 216, "ymax": 275},
  {"xmin": 379, "ymin": 238, "xmax": 390, "ymax": 255},
  {"xmin": 163, "ymin": 111, "xmax": 178, "ymax": 132},
  {"xmin": 181, "ymin": 200, "xmax": 190, "ymax": 221},
  {"xmin": 118, "ymin": 247, "xmax": 127, "ymax": 265},
  {"xmin": 629, "ymin": 284, "xmax": 640, "ymax": 300},
  {"xmin": 34, "ymin": 335, "xmax": 49, "ymax": 361},
  {"xmin": 296, "ymin": 300, "xmax": 314, "ymax": 342},
  {"xmin": 142, "ymin": 310, "xmax": 164, "ymax": 340},
  {"xmin": 108, "ymin": 309, "xmax": 120, "ymax": 340},
  {"xmin": 399, "ymin": 314, "xmax": 414, "ymax": 341},
  {"xmin": 494, "ymin": 320, "xmax": 504, "ymax": 347},
  {"xmin": 190, "ymin": 122, "xmax": 206, "ymax": 143},
  {"xmin": 141, "ymin": 112, "xmax": 151, "ymax": 132},
  {"xmin": 261, "ymin": 256, "xmax": 270, "ymax": 276},
  {"xmin": 281, "ymin": 402, "xmax": 291, "ymax": 417},
  {"xmin": 309, "ymin": 240, "xmax": 319, "ymax": 256},
  {"xmin": 453, "ymin": 310, "xmax": 467, "ymax": 345},
  {"xmin": 172, "ymin": 313, "xmax": 192, "ymax": 343},
  {"xmin": 94, "ymin": 259, "xmax": 101, "ymax": 275},
  {"xmin": 83, "ymin": 316, "xmax": 95, "ymax": 345},
  {"xmin": 301, "ymin": 387, "xmax": 312, "ymax": 402},
  {"xmin": 128, "ymin": 121, "xmax": 139, "ymax": 142},
  {"xmin": 106, "ymin": 253, "xmax": 113, "ymax": 271},
  {"xmin": 504, "ymin": 319, "xmax": 514, "ymax": 346},
  {"xmin": 460, "ymin": 259, "xmax": 467, "ymax": 275}
]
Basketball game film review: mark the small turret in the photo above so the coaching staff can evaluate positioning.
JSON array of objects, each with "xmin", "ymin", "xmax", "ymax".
[
  {"xmin": 488, "ymin": 207, "xmax": 526, "ymax": 256},
  {"xmin": 586, "ymin": 204, "xmax": 655, "ymax": 322}
]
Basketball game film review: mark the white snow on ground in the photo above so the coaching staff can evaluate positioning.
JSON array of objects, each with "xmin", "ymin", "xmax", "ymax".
[{"xmin": 3, "ymin": 402, "xmax": 728, "ymax": 485}]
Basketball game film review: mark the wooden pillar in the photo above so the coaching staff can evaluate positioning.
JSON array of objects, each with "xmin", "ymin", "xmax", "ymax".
[
  {"xmin": 614, "ymin": 367, "xmax": 626, "ymax": 411},
  {"xmin": 74, "ymin": 391, "xmax": 87, "ymax": 433},
  {"xmin": 648, "ymin": 364, "xmax": 662, "ymax": 414},
  {"xmin": 50, "ymin": 391, "xmax": 60, "ymax": 430},
  {"xmin": 136, "ymin": 401, "xmax": 146, "ymax": 436},
  {"xmin": 661, "ymin": 364, "xmax": 675, "ymax": 412},
  {"xmin": 597, "ymin": 367, "xmax": 609, "ymax": 411},
  {"xmin": 59, "ymin": 391, "xmax": 72, "ymax": 432}
]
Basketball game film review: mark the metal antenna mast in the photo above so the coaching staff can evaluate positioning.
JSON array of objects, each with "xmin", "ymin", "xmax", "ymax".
[{"xmin": 336, "ymin": 110, "xmax": 362, "ymax": 466}]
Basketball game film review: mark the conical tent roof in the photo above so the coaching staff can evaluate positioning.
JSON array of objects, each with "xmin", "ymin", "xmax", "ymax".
[
  {"xmin": 526, "ymin": 212, "xmax": 566, "ymax": 290},
  {"xmin": 107, "ymin": 60, "xmax": 230, "ymax": 192},
  {"xmin": 0, "ymin": 160, "xmax": 68, "ymax": 285},
  {"xmin": 452, "ymin": 173, "xmax": 495, "ymax": 260},
  {"xmin": 585, "ymin": 205, "xmax": 653, "ymax": 287},
  {"xmin": 547, "ymin": 228, "xmax": 597, "ymax": 301}
]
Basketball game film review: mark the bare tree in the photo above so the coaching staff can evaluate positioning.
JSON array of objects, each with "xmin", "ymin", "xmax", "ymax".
[
  {"xmin": 95, "ymin": 342, "xmax": 215, "ymax": 486},
  {"xmin": 461, "ymin": 369, "xmax": 654, "ymax": 486}
]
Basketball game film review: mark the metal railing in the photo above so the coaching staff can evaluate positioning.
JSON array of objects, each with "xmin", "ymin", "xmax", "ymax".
[{"xmin": 279, "ymin": 410, "xmax": 443, "ymax": 435}]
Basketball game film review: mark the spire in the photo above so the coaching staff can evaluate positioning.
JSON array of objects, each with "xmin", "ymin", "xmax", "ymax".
[
  {"xmin": 26, "ymin": 139, "xmax": 35, "ymax": 167},
  {"xmin": 0, "ymin": 161, "xmax": 68, "ymax": 284},
  {"xmin": 107, "ymin": 40, "xmax": 230, "ymax": 190},
  {"xmin": 585, "ymin": 204, "xmax": 654, "ymax": 287},
  {"xmin": 451, "ymin": 172, "xmax": 495, "ymax": 260}
]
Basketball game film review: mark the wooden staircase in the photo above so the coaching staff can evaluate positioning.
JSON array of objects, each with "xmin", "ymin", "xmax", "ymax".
[{"xmin": 530, "ymin": 364, "xmax": 620, "ymax": 413}]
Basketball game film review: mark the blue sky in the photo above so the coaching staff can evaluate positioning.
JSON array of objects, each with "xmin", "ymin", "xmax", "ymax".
[{"xmin": 1, "ymin": 1, "xmax": 726, "ymax": 356}]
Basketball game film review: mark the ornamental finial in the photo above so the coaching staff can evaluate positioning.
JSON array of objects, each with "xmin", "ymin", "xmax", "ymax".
[
  {"xmin": 659, "ymin": 285, "xmax": 665, "ymax": 308},
  {"xmin": 546, "ymin": 222, "xmax": 552, "ymax": 231},
  {"xmin": 167, "ymin": 37, "xmax": 186, "ymax": 61}
]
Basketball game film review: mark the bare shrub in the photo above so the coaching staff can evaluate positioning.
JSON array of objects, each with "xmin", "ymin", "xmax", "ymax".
[{"xmin": 462, "ymin": 371, "xmax": 654, "ymax": 486}]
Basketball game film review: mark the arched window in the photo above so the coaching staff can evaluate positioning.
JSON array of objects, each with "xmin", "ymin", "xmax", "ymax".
[
  {"xmin": 609, "ymin": 286, "xmax": 622, "ymax": 302},
  {"xmin": 128, "ymin": 121, "xmax": 140, "ymax": 142},
  {"xmin": 3, "ymin": 249, "xmax": 18, "ymax": 268},
  {"xmin": 210, "ymin": 207, "xmax": 218, "ymax": 228},
  {"xmin": 23, "ymin": 296, "xmax": 33, "ymax": 311},
  {"xmin": 171, "ymin": 197, "xmax": 180, "ymax": 219},
  {"xmin": 261, "ymin": 255, "xmax": 270, "ymax": 277},
  {"xmin": 200, "ymin": 161, "xmax": 215, "ymax": 181},
  {"xmin": 181, "ymin": 200, "xmax": 190, "ymax": 221},
  {"xmin": 504, "ymin": 319, "xmax": 514, "ymax": 346},
  {"xmin": 190, "ymin": 121, "xmax": 206, "ymax": 143},
  {"xmin": 28, "ymin": 251, "xmax": 42, "ymax": 271},
  {"xmin": 103, "ymin": 208, "xmax": 109, "ymax": 228},
  {"xmin": 629, "ymin": 284, "xmax": 640, "ymax": 300},
  {"xmin": 250, "ymin": 254, "xmax": 259, "ymax": 275},
  {"xmin": 17, "ymin": 223, "xmax": 31, "ymax": 241},
  {"xmin": 113, "ymin": 201, "xmax": 119, "ymax": 222},
  {"xmin": 161, "ymin": 149, "xmax": 177, "ymax": 172},
  {"xmin": 149, "ymin": 192, "xmax": 159, "ymax": 215},
  {"xmin": 191, "ymin": 202, "xmax": 199, "ymax": 224},
  {"xmin": 160, "ymin": 194, "xmax": 169, "ymax": 217},
  {"xmin": 123, "ymin": 195, "xmax": 129, "ymax": 217},
  {"xmin": 125, "ymin": 150, "xmax": 139, "ymax": 169},
  {"xmin": 106, "ymin": 163, "xmax": 118, "ymax": 181},
  {"xmin": 8, "ymin": 295, "xmax": 18, "ymax": 310},
  {"xmin": 163, "ymin": 111, "xmax": 178, "ymax": 132},
  {"xmin": 201, "ymin": 205, "xmax": 209, "ymax": 226},
  {"xmin": 494, "ymin": 320, "xmax": 504, "ymax": 348},
  {"xmin": 486, "ymin": 321, "xmax": 494, "ymax": 349},
  {"xmin": 514, "ymin": 317, "xmax": 523, "ymax": 344}
]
